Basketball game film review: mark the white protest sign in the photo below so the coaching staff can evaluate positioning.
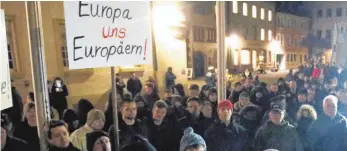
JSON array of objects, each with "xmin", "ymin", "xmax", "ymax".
[
  {"xmin": 64, "ymin": 1, "xmax": 152, "ymax": 69},
  {"xmin": 0, "ymin": 9, "xmax": 13, "ymax": 110}
]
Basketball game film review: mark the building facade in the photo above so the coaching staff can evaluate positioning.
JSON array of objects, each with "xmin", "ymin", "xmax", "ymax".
[
  {"xmin": 1, "ymin": 1, "xmax": 192, "ymax": 109},
  {"xmin": 276, "ymin": 12, "xmax": 310, "ymax": 69},
  {"xmin": 226, "ymin": 1, "xmax": 276, "ymax": 71}
]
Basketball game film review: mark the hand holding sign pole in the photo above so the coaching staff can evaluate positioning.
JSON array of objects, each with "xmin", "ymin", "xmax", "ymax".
[
  {"xmin": 0, "ymin": 9, "xmax": 13, "ymax": 111},
  {"xmin": 64, "ymin": 2, "xmax": 152, "ymax": 150}
]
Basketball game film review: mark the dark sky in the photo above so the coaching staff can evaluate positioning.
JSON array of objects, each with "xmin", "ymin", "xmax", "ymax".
[{"xmin": 275, "ymin": 1, "xmax": 311, "ymax": 17}]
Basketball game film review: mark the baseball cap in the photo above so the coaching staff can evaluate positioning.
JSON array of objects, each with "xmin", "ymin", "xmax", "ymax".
[
  {"xmin": 298, "ymin": 89, "xmax": 308, "ymax": 95},
  {"xmin": 218, "ymin": 100, "xmax": 233, "ymax": 110},
  {"xmin": 239, "ymin": 91, "xmax": 250, "ymax": 99},
  {"xmin": 189, "ymin": 84, "xmax": 199, "ymax": 90},
  {"xmin": 270, "ymin": 103, "xmax": 285, "ymax": 113}
]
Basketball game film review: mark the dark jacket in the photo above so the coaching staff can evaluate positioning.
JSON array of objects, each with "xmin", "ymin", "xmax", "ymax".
[
  {"xmin": 229, "ymin": 90, "xmax": 241, "ymax": 103},
  {"xmin": 109, "ymin": 119, "xmax": 149, "ymax": 149},
  {"xmin": 51, "ymin": 85, "xmax": 69, "ymax": 118},
  {"xmin": 165, "ymin": 72, "xmax": 176, "ymax": 89},
  {"xmin": 144, "ymin": 93, "xmax": 160, "ymax": 110},
  {"xmin": 204, "ymin": 119, "xmax": 249, "ymax": 151},
  {"xmin": 254, "ymin": 120, "xmax": 303, "ymax": 151},
  {"xmin": 13, "ymin": 121, "xmax": 40, "ymax": 151},
  {"xmin": 144, "ymin": 117, "xmax": 178, "ymax": 151},
  {"xmin": 126, "ymin": 77, "xmax": 143, "ymax": 97},
  {"xmin": 116, "ymin": 78, "xmax": 126, "ymax": 98},
  {"xmin": 2, "ymin": 87, "xmax": 23, "ymax": 128},
  {"xmin": 308, "ymin": 113, "xmax": 347, "ymax": 151},
  {"xmin": 297, "ymin": 118, "xmax": 315, "ymax": 151},
  {"xmin": 2, "ymin": 136, "xmax": 31, "ymax": 151},
  {"xmin": 48, "ymin": 143, "xmax": 81, "ymax": 151},
  {"xmin": 178, "ymin": 113, "xmax": 212, "ymax": 138}
]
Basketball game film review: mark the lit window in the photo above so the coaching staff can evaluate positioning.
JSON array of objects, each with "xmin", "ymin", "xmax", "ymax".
[
  {"xmin": 268, "ymin": 30, "xmax": 272, "ymax": 41},
  {"xmin": 243, "ymin": 3, "xmax": 248, "ymax": 16},
  {"xmin": 261, "ymin": 28, "xmax": 265, "ymax": 41},
  {"xmin": 241, "ymin": 50, "xmax": 250, "ymax": 65},
  {"xmin": 261, "ymin": 8, "xmax": 265, "ymax": 20},
  {"xmin": 252, "ymin": 5, "xmax": 257, "ymax": 18},
  {"xmin": 233, "ymin": 1, "xmax": 238, "ymax": 14},
  {"xmin": 268, "ymin": 10, "xmax": 272, "ymax": 21}
]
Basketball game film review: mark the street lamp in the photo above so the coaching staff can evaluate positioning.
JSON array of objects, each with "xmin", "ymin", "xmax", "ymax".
[
  {"xmin": 268, "ymin": 40, "xmax": 285, "ymax": 70},
  {"xmin": 226, "ymin": 34, "xmax": 241, "ymax": 67}
]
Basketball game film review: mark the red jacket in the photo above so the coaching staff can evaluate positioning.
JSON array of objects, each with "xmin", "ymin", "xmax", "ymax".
[{"xmin": 312, "ymin": 68, "xmax": 321, "ymax": 78}]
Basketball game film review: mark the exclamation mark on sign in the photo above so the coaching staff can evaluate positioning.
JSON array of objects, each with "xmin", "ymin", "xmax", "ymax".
[{"xmin": 143, "ymin": 39, "xmax": 147, "ymax": 60}]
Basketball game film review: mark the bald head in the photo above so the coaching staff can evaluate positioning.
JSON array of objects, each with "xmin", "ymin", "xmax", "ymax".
[{"xmin": 323, "ymin": 95, "xmax": 338, "ymax": 118}]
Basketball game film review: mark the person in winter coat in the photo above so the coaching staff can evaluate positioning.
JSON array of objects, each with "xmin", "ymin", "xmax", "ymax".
[
  {"xmin": 234, "ymin": 105, "xmax": 262, "ymax": 151},
  {"xmin": 308, "ymin": 95, "xmax": 347, "ymax": 151},
  {"xmin": 268, "ymin": 83, "xmax": 279, "ymax": 99},
  {"xmin": 47, "ymin": 120, "xmax": 81, "ymax": 151},
  {"xmin": 86, "ymin": 131, "xmax": 111, "ymax": 151},
  {"xmin": 205, "ymin": 100, "xmax": 249, "ymax": 151},
  {"xmin": 109, "ymin": 98, "xmax": 149, "ymax": 149},
  {"xmin": 173, "ymin": 83, "xmax": 186, "ymax": 97},
  {"xmin": 134, "ymin": 93, "xmax": 151, "ymax": 120},
  {"xmin": 234, "ymin": 91, "xmax": 255, "ymax": 113},
  {"xmin": 337, "ymin": 89, "xmax": 347, "ymax": 116},
  {"xmin": 250, "ymin": 85, "xmax": 270, "ymax": 111},
  {"xmin": 180, "ymin": 127, "xmax": 206, "ymax": 151},
  {"xmin": 199, "ymin": 85, "xmax": 211, "ymax": 101},
  {"xmin": 207, "ymin": 87, "xmax": 218, "ymax": 117},
  {"xmin": 205, "ymin": 66, "xmax": 217, "ymax": 87},
  {"xmin": 178, "ymin": 97, "xmax": 213, "ymax": 138},
  {"xmin": 285, "ymin": 69, "xmax": 295, "ymax": 82},
  {"xmin": 254, "ymin": 102, "xmax": 304, "ymax": 151},
  {"xmin": 166, "ymin": 95, "xmax": 187, "ymax": 120},
  {"xmin": 51, "ymin": 77, "xmax": 69, "ymax": 118},
  {"xmin": 127, "ymin": 72, "xmax": 143, "ymax": 97},
  {"xmin": 70, "ymin": 109, "xmax": 105, "ymax": 151},
  {"xmin": 165, "ymin": 67, "xmax": 177, "ymax": 89},
  {"xmin": 312, "ymin": 65, "xmax": 321, "ymax": 79},
  {"xmin": 229, "ymin": 82, "xmax": 243, "ymax": 103},
  {"xmin": 1, "ymin": 84, "xmax": 23, "ymax": 128},
  {"xmin": 13, "ymin": 102, "xmax": 40, "ymax": 151},
  {"xmin": 120, "ymin": 135, "xmax": 157, "ymax": 151},
  {"xmin": 296, "ymin": 104, "xmax": 317, "ymax": 151},
  {"xmin": 76, "ymin": 99, "xmax": 94, "ymax": 128},
  {"xmin": 116, "ymin": 73, "xmax": 126, "ymax": 98},
  {"xmin": 144, "ymin": 100, "xmax": 178, "ymax": 151},
  {"xmin": 143, "ymin": 83, "xmax": 160, "ymax": 110},
  {"xmin": 1, "ymin": 113, "xmax": 31, "ymax": 151},
  {"xmin": 62, "ymin": 109, "xmax": 79, "ymax": 134}
]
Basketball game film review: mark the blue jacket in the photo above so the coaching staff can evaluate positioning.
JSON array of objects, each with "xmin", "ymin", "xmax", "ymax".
[
  {"xmin": 308, "ymin": 113, "xmax": 347, "ymax": 151},
  {"xmin": 204, "ymin": 119, "xmax": 249, "ymax": 151}
]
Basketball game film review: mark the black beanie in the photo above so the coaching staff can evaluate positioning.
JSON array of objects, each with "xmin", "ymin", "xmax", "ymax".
[
  {"xmin": 120, "ymin": 135, "xmax": 157, "ymax": 151},
  {"xmin": 86, "ymin": 131, "xmax": 110, "ymax": 151}
]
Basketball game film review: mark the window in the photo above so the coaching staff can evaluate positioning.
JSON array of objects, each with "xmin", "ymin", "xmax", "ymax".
[
  {"xmin": 243, "ymin": 3, "xmax": 248, "ymax": 16},
  {"xmin": 5, "ymin": 16, "xmax": 17, "ymax": 69},
  {"xmin": 317, "ymin": 9, "xmax": 323, "ymax": 18},
  {"xmin": 326, "ymin": 29, "xmax": 332, "ymax": 41},
  {"xmin": 326, "ymin": 8, "xmax": 332, "ymax": 17},
  {"xmin": 193, "ymin": 26, "xmax": 205, "ymax": 42},
  {"xmin": 261, "ymin": 8, "xmax": 265, "ymax": 20},
  {"xmin": 294, "ymin": 54, "xmax": 297, "ymax": 62},
  {"xmin": 316, "ymin": 30, "xmax": 322, "ymax": 39},
  {"xmin": 56, "ymin": 21, "xmax": 69, "ymax": 67},
  {"xmin": 240, "ymin": 50, "xmax": 250, "ymax": 65},
  {"xmin": 268, "ymin": 10, "xmax": 272, "ymax": 21},
  {"xmin": 207, "ymin": 28, "xmax": 216, "ymax": 43},
  {"xmin": 252, "ymin": 5, "xmax": 257, "ymax": 18},
  {"xmin": 336, "ymin": 8, "xmax": 342, "ymax": 17},
  {"xmin": 287, "ymin": 54, "xmax": 290, "ymax": 62},
  {"xmin": 261, "ymin": 28, "xmax": 265, "ymax": 41},
  {"xmin": 268, "ymin": 30, "xmax": 272, "ymax": 41},
  {"xmin": 233, "ymin": 1, "xmax": 238, "ymax": 14}
]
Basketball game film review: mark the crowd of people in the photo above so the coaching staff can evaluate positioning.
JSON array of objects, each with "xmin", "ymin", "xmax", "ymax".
[{"xmin": 1, "ymin": 62, "xmax": 347, "ymax": 151}]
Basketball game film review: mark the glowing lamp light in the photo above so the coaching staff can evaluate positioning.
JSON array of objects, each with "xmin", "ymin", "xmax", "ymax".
[
  {"xmin": 226, "ymin": 34, "xmax": 242, "ymax": 49},
  {"xmin": 268, "ymin": 40, "xmax": 282, "ymax": 54},
  {"xmin": 153, "ymin": 3, "xmax": 186, "ymax": 39}
]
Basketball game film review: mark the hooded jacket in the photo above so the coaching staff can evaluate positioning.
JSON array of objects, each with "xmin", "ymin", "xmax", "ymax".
[
  {"xmin": 308, "ymin": 113, "xmax": 347, "ymax": 151},
  {"xmin": 204, "ymin": 119, "xmax": 249, "ymax": 151},
  {"xmin": 254, "ymin": 120, "xmax": 303, "ymax": 151}
]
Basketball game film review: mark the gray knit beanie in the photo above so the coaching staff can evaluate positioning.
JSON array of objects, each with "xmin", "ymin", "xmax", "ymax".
[{"xmin": 180, "ymin": 127, "xmax": 206, "ymax": 151}]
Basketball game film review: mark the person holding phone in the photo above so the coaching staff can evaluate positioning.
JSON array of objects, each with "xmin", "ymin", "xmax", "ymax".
[{"xmin": 51, "ymin": 77, "xmax": 69, "ymax": 119}]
